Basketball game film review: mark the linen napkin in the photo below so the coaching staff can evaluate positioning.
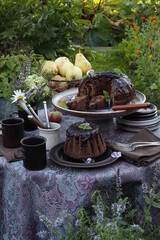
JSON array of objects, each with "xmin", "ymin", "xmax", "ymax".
[
  {"xmin": 0, "ymin": 136, "xmax": 22, "ymax": 162},
  {"xmin": 107, "ymin": 128, "xmax": 160, "ymax": 166}
]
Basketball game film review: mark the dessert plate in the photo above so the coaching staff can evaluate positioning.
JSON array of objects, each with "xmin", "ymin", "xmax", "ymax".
[
  {"xmin": 124, "ymin": 103, "xmax": 157, "ymax": 119},
  {"xmin": 49, "ymin": 142, "xmax": 120, "ymax": 169},
  {"xmin": 52, "ymin": 88, "xmax": 146, "ymax": 119},
  {"xmin": 134, "ymin": 103, "xmax": 157, "ymax": 115},
  {"xmin": 117, "ymin": 112, "xmax": 160, "ymax": 127},
  {"xmin": 123, "ymin": 112, "xmax": 157, "ymax": 119},
  {"xmin": 117, "ymin": 121, "xmax": 160, "ymax": 132}
]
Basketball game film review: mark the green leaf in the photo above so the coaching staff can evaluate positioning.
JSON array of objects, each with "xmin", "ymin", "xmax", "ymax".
[
  {"xmin": 151, "ymin": 83, "xmax": 159, "ymax": 90},
  {"xmin": 103, "ymin": 90, "xmax": 110, "ymax": 102},
  {"xmin": 145, "ymin": 196, "xmax": 153, "ymax": 205},
  {"xmin": 6, "ymin": 60, "xmax": 15, "ymax": 71},
  {"xmin": 113, "ymin": 68, "xmax": 123, "ymax": 75},
  {"xmin": 151, "ymin": 201, "xmax": 160, "ymax": 209},
  {"xmin": 78, "ymin": 123, "xmax": 92, "ymax": 130},
  {"xmin": 0, "ymin": 59, "xmax": 6, "ymax": 69},
  {"xmin": 61, "ymin": 103, "xmax": 68, "ymax": 109}
]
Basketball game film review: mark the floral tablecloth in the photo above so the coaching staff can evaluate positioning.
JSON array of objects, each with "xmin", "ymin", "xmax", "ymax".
[{"xmin": 0, "ymin": 114, "xmax": 160, "ymax": 240}]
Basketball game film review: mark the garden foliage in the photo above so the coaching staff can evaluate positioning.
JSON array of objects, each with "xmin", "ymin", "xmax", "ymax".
[
  {"xmin": 0, "ymin": 0, "xmax": 127, "ymax": 58},
  {"xmin": 0, "ymin": 52, "xmax": 45, "ymax": 99},
  {"xmin": 0, "ymin": 0, "xmax": 85, "ymax": 58},
  {"xmin": 37, "ymin": 165, "xmax": 160, "ymax": 240}
]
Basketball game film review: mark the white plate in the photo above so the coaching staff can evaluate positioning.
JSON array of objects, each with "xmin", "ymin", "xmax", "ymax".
[
  {"xmin": 117, "ymin": 122, "xmax": 160, "ymax": 132},
  {"xmin": 52, "ymin": 88, "xmax": 146, "ymax": 119},
  {"xmin": 124, "ymin": 112, "xmax": 157, "ymax": 119},
  {"xmin": 135, "ymin": 103, "xmax": 157, "ymax": 115},
  {"xmin": 117, "ymin": 113, "xmax": 160, "ymax": 127}
]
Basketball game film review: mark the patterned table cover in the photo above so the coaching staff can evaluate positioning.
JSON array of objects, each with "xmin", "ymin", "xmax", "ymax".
[{"xmin": 0, "ymin": 114, "xmax": 160, "ymax": 240}]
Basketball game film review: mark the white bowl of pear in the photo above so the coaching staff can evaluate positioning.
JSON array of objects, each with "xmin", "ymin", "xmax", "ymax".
[{"xmin": 41, "ymin": 50, "xmax": 92, "ymax": 92}]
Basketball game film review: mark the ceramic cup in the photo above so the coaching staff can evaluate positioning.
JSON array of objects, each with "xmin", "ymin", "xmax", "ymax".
[
  {"xmin": 38, "ymin": 122, "xmax": 61, "ymax": 150},
  {"xmin": 1, "ymin": 117, "xmax": 24, "ymax": 148},
  {"xmin": 14, "ymin": 136, "xmax": 47, "ymax": 171},
  {"xmin": 11, "ymin": 108, "xmax": 38, "ymax": 131}
]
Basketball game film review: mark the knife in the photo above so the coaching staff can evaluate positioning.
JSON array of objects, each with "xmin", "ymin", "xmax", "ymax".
[{"xmin": 112, "ymin": 102, "xmax": 151, "ymax": 111}]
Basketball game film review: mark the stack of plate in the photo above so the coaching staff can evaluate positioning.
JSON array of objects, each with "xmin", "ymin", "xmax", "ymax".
[{"xmin": 116, "ymin": 104, "xmax": 160, "ymax": 132}]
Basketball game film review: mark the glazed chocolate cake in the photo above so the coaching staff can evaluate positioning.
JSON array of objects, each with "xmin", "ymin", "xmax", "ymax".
[
  {"xmin": 66, "ymin": 95, "xmax": 90, "ymax": 111},
  {"xmin": 64, "ymin": 122, "xmax": 106, "ymax": 160},
  {"xmin": 66, "ymin": 72, "xmax": 136, "ymax": 111}
]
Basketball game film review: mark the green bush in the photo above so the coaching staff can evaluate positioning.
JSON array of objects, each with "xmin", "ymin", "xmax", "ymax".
[
  {"xmin": 37, "ymin": 166, "xmax": 160, "ymax": 239},
  {"xmin": 89, "ymin": 11, "xmax": 160, "ymax": 108},
  {"xmin": 123, "ymin": 15, "xmax": 160, "ymax": 107},
  {"xmin": 0, "ymin": 0, "xmax": 85, "ymax": 58},
  {"xmin": 0, "ymin": 51, "xmax": 45, "ymax": 99},
  {"xmin": 0, "ymin": 0, "xmax": 128, "ymax": 58}
]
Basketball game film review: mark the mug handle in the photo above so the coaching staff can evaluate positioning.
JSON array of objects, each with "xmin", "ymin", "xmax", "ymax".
[
  {"xmin": 10, "ymin": 111, "xmax": 18, "ymax": 117},
  {"xmin": 14, "ymin": 149, "xmax": 25, "ymax": 160}
]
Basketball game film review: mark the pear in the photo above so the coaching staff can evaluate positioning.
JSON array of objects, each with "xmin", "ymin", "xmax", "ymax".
[
  {"xmin": 55, "ymin": 56, "xmax": 70, "ymax": 66},
  {"xmin": 52, "ymin": 75, "xmax": 68, "ymax": 91},
  {"xmin": 41, "ymin": 60, "xmax": 58, "ymax": 79},
  {"xmin": 75, "ymin": 50, "xmax": 92, "ymax": 75},
  {"xmin": 55, "ymin": 57, "xmax": 73, "ymax": 76},
  {"xmin": 57, "ymin": 81, "xmax": 68, "ymax": 91},
  {"xmin": 50, "ymin": 75, "xmax": 66, "ymax": 89},
  {"xmin": 66, "ymin": 65, "xmax": 82, "ymax": 80},
  {"xmin": 52, "ymin": 75, "xmax": 66, "ymax": 81}
]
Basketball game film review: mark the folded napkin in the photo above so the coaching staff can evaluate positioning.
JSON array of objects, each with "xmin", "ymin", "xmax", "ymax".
[
  {"xmin": 107, "ymin": 128, "xmax": 160, "ymax": 166},
  {"xmin": 0, "ymin": 136, "xmax": 22, "ymax": 162}
]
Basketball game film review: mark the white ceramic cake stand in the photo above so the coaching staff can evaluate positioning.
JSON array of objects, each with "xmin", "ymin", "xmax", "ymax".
[{"xmin": 52, "ymin": 88, "xmax": 146, "ymax": 120}]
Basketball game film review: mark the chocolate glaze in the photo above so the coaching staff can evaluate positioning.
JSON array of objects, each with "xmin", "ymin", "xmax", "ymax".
[
  {"xmin": 64, "ymin": 121, "xmax": 106, "ymax": 159},
  {"xmin": 78, "ymin": 72, "xmax": 135, "ymax": 106},
  {"xmin": 66, "ymin": 72, "xmax": 135, "ymax": 111},
  {"xmin": 66, "ymin": 122, "xmax": 99, "ymax": 142}
]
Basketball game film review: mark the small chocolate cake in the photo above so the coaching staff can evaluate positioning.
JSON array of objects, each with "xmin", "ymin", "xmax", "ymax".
[{"xmin": 64, "ymin": 122, "xmax": 106, "ymax": 160}]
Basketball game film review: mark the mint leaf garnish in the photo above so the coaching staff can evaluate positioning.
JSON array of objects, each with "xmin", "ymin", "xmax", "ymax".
[{"xmin": 78, "ymin": 122, "xmax": 92, "ymax": 130}]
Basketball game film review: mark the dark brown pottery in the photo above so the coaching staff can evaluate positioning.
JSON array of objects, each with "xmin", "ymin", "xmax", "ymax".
[
  {"xmin": 15, "ymin": 136, "xmax": 47, "ymax": 171},
  {"xmin": 18, "ymin": 107, "xmax": 38, "ymax": 131},
  {"xmin": 1, "ymin": 117, "xmax": 24, "ymax": 148}
]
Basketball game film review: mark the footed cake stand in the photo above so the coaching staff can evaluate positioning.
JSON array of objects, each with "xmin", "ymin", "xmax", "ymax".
[{"xmin": 52, "ymin": 88, "xmax": 146, "ymax": 120}]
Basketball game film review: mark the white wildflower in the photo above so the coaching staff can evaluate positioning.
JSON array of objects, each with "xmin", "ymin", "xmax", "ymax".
[{"xmin": 10, "ymin": 90, "xmax": 26, "ymax": 103}]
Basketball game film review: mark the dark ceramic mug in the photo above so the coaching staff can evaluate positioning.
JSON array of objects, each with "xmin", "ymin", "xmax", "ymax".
[
  {"xmin": 11, "ymin": 108, "xmax": 38, "ymax": 131},
  {"xmin": 1, "ymin": 117, "xmax": 24, "ymax": 148},
  {"xmin": 14, "ymin": 136, "xmax": 47, "ymax": 171}
]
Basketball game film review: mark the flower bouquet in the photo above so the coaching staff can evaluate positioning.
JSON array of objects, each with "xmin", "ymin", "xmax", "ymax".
[
  {"xmin": 11, "ymin": 74, "xmax": 50, "ymax": 109},
  {"xmin": 10, "ymin": 57, "xmax": 51, "ymax": 130},
  {"xmin": 11, "ymin": 56, "xmax": 51, "ymax": 109}
]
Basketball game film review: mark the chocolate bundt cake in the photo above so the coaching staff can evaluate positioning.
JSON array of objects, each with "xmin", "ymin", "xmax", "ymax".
[
  {"xmin": 64, "ymin": 122, "xmax": 106, "ymax": 160},
  {"xmin": 66, "ymin": 72, "xmax": 136, "ymax": 111}
]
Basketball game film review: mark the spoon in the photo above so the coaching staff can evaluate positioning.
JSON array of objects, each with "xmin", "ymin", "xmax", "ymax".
[
  {"xmin": 28, "ymin": 115, "xmax": 46, "ymax": 129},
  {"xmin": 17, "ymin": 98, "xmax": 32, "ymax": 115},
  {"xmin": 43, "ymin": 101, "xmax": 51, "ymax": 129},
  {"xmin": 27, "ymin": 104, "xmax": 44, "ymax": 127}
]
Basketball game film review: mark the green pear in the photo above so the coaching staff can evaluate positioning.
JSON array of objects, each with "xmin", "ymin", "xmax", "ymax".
[
  {"xmin": 75, "ymin": 50, "xmax": 92, "ymax": 75},
  {"xmin": 55, "ymin": 57, "xmax": 73, "ymax": 76},
  {"xmin": 52, "ymin": 75, "xmax": 66, "ymax": 81},
  {"xmin": 50, "ymin": 75, "xmax": 66, "ymax": 89},
  {"xmin": 41, "ymin": 60, "xmax": 58, "ymax": 79},
  {"xmin": 57, "ymin": 81, "xmax": 68, "ymax": 91},
  {"xmin": 66, "ymin": 65, "xmax": 82, "ymax": 80}
]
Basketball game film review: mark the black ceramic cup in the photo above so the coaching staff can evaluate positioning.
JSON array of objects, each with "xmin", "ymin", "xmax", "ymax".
[
  {"xmin": 11, "ymin": 108, "xmax": 38, "ymax": 131},
  {"xmin": 1, "ymin": 117, "xmax": 24, "ymax": 148},
  {"xmin": 14, "ymin": 136, "xmax": 47, "ymax": 171}
]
